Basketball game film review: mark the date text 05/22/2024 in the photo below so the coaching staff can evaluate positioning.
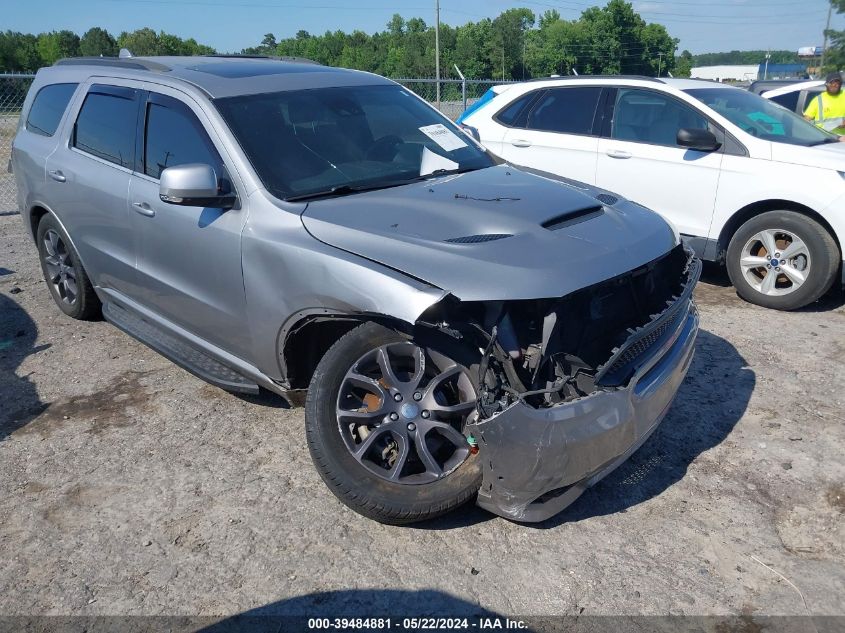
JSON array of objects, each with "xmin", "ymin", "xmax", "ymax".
[{"xmin": 307, "ymin": 618, "xmax": 529, "ymax": 630}]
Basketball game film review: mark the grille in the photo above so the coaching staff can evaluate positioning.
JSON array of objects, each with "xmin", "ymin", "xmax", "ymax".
[
  {"xmin": 607, "ymin": 302, "xmax": 681, "ymax": 378},
  {"xmin": 596, "ymin": 193, "xmax": 619, "ymax": 206},
  {"xmin": 444, "ymin": 233, "xmax": 512, "ymax": 244}
]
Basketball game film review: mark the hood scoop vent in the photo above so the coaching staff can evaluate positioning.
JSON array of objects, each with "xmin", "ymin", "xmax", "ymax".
[
  {"xmin": 596, "ymin": 194, "xmax": 619, "ymax": 206},
  {"xmin": 542, "ymin": 205, "xmax": 604, "ymax": 231},
  {"xmin": 445, "ymin": 233, "xmax": 513, "ymax": 244}
]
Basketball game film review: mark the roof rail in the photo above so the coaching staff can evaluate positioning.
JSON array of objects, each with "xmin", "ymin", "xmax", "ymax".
[
  {"xmin": 203, "ymin": 54, "xmax": 321, "ymax": 65},
  {"xmin": 54, "ymin": 57, "xmax": 171, "ymax": 72},
  {"xmin": 524, "ymin": 74, "xmax": 664, "ymax": 83}
]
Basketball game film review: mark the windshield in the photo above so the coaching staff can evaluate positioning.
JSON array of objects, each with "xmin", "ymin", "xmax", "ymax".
[
  {"xmin": 685, "ymin": 87, "xmax": 837, "ymax": 147},
  {"xmin": 215, "ymin": 84, "xmax": 494, "ymax": 200}
]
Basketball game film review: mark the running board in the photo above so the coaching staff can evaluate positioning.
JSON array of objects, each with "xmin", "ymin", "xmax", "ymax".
[{"xmin": 102, "ymin": 301, "xmax": 260, "ymax": 395}]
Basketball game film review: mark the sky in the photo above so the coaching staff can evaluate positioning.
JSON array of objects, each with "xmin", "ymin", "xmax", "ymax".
[{"xmin": 5, "ymin": 0, "xmax": 844, "ymax": 56}]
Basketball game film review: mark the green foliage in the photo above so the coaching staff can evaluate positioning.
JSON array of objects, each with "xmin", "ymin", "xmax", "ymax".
[
  {"xmin": 244, "ymin": 1, "xmax": 678, "ymax": 80},
  {"xmin": 0, "ymin": 27, "xmax": 214, "ymax": 71},
  {"xmin": 692, "ymin": 50, "xmax": 800, "ymax": 66},
  {"xmin": 36, "ymin": 30, "xmax": 80, "ymax": 65},
  {"xmin": 826, "ymin": 1, "xmax": 845, "ymax": 72},
  {"xmin": 675, "ymin": 50, "xmax": 694, "ymax": 78},
  {"xmin": 80, "ymin": 27, "xmax": 117, "ymax": 57}
]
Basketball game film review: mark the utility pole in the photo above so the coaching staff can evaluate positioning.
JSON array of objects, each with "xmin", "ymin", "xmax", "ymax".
[
  {"xmin": 821, "ymin": 0, "xmax": 834, "ymax": 72},
  {"xmin": 502, "ymin": 48, "xmax": 505, "ymax": 81},
  {"xmin": 657, "ymin": 52, "xmax": 663, "ymax": 77},
  {"xmin": 435, "ymin": 0, "xmax": 441, "ymax": 109},
  {"xmin": 522, "ymin": 39, "xmax": 525, "ymax": 81},
  {"xmin": 764, "ymin": 50, "xmax": 771, "ymax": 80}
]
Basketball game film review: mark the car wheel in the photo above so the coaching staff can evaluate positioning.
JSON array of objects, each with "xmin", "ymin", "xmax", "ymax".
[
  {"xmin": 36, "ymin": 214, "xmax": 101, "ymax": 320},
  {"xmin": 726, "ymin": 211, "xmax": 839, "ymax": 310},
  {"xmin": 305, "ymin": 322, "xmax": 482, "ymax": 524}
]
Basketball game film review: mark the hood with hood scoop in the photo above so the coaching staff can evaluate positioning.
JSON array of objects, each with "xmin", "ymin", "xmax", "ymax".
[{"xmin": 300, "ymin": 165, "xmax": 677, "ymax": 301}]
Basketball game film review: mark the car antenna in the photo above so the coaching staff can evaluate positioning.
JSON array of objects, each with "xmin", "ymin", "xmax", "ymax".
[{"xmin": 119, "ymin": 48, "xmax": 134, "ymax": 59}]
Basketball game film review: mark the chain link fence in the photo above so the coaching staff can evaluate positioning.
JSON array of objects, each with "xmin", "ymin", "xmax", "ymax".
[
  {"xmin": 1, "ymin": 74, "xmax": 34, "ymax": 213},
  {"xmin": 393, "ymin": 78, "xmax": 514, "ymax": 120},
  {"xmin": 0, "ymin": 73, "xmax": 510, "ymax": 214}
]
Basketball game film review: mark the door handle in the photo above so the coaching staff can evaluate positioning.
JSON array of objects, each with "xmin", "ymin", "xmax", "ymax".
[
  {"xmin": 132, "ymin": 202, "xmax": 156, "ymax": 217},
  {"xmin": 510, "ymin": 139, "xmax": 532, "ymax": 148},
  {"xmin": 48, "ymin": 170, "xmax": 66, "ymax": 182},
  {"xmin": 605, "ymin": 149, "xmax": 632, "ymax": 159}
]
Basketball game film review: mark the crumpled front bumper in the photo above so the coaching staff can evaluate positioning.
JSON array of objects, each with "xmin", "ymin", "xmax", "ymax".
[{"xmin": 469, "ymin": 256, "xmax": 701, "ymax": 523}]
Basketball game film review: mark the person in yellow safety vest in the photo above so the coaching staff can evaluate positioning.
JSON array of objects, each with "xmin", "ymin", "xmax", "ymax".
[{"xmin": 804, "ymin": 72, "xmax": 845, "ymax": 135}]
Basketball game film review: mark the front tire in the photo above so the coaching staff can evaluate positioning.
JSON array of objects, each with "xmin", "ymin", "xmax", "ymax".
[
  {"xmin": 726, "ymin": 211, "xmax": 839, "ymax": 310},
  {"xmin": 36, "ymin": 214, "xmax": 101, "ymax": 320},
  {"xmin": 305, "ymin": 322, "xmax": 481, "ymax": 524}
]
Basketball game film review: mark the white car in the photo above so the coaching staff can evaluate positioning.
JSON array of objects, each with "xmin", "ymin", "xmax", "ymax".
[
  {"xmin": 760, "ymin": 80, "xmax": 826, "ymax": 117},
  {"xmin": 459, "ymin": 77, "xmax": 845, "ymax": 310}
]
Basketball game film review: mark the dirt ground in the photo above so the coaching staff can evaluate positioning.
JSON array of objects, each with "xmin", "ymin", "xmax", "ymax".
[{"xmin": 1, "ymin": 209, "xmax": 844, "ymax": 623}]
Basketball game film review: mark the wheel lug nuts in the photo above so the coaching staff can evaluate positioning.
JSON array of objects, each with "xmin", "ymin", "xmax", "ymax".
[
  {"xmin": 780, "ymin": 259, "xmax": 785, "ymax": 265},
  {"xmin": 775, "ymin": 267, "xmax": 781, "ymax": 272},
  {"xmin": 407, "ymin": 423, "xmax": 416, "ymax": 431},
  {"xmin": 775, "ymin": 253, "xmax": 781, "ymax": 258},
  {"xmin": 389, "ymin": 412, "xmax": 399, "ymax": 421},
  {"xmin": 393, "ymin": 393, "xmax": 402, "ymax": 402},
  {"xmin": 421, "ymin": 410, "xmax": 430, "ymax": 419},
  {"xmin": 413, "ymin": 392, "xmax": 422, "ymax": 401}
]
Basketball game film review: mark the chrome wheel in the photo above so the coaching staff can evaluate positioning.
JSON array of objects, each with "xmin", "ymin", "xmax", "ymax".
[
  {"xmin": 42, "ymin": 229, "xmax": 78, "ymax": 305},
  {"xmin": 336, "ymin": 342, "xmax": 476, "ymax": 485},
  {"xmin": 739, "ymin": 228, "xmax": 810, "ymax": 297}
]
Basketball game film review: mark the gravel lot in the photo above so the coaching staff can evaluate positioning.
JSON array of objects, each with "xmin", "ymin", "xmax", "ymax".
[{"xmin": 1, "ymin": 208, "xmax": 844, "ymax": 624}]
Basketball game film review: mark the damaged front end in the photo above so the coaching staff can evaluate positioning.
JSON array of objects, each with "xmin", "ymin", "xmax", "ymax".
[{"xmin": 418, "ymin": 244, "xmax": 701, "ymax": 522}]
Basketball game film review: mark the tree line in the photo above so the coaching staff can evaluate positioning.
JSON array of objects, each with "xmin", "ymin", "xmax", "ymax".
[
  {"xmin": 0, "ymin": 27, "xmax": 215, "ymax": 72},
  {"xmin": 0, "ymin": 0, "xmax": 824, "ymax": 79},
  {"xmin": 244, "ymin": 1, "xmax": 679, "ymax": 79}
]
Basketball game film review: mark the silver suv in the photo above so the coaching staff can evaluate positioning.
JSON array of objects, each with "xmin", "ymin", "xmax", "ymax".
[{"xmin": 12, "ymin": 55, "xmax": 700, "ymax": 524}]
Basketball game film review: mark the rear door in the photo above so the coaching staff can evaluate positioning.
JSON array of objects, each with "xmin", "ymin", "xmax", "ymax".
[
  {"xmin": 44, "ymin": 83, "xmax": 141, "ymax": 294},
  {"xmin": 126, "ymin": 89, "xmax": 251, "ymax": 359},
  {"xmin": 595, "ymin": 87, "xmax": 722, "ymax": 239},
  {"xmin": 499, "ymin": 86, "xmax": 604, "ymax": 184}
]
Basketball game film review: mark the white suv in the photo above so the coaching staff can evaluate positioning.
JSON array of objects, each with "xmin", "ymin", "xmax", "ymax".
[{"xmin": 459, "ymin": 77, "xmax": 845, "ymax": 310}]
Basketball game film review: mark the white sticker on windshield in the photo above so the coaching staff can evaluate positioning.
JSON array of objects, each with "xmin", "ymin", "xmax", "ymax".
[{"xmin": 419, "ymin": 124, "xmax": 468, "ymax": 152}]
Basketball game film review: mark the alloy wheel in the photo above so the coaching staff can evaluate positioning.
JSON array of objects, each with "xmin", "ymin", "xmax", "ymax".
[
  {"xmin": 739, "ymin": 228, "xmax": 811, "ymax": 297},
  {"xmin": 42, "ymin": 229, "xmax": 78, "ymax": 305},
  {"xmin": 335, "ymin": 342, "xmax": 476, "ymax": 485}
]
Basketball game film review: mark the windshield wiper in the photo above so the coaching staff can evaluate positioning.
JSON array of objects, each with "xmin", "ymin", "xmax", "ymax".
[
  {"xmin": 416, "ymin": 166, "xmax": 479, "ymax": 180},
  {"xmin": 285, "ymin": 167, "xmax": 483, "ymax": 202},
  {"xmin": 285, "ymin": 181, "xmax": 408, "ymax": 202}
]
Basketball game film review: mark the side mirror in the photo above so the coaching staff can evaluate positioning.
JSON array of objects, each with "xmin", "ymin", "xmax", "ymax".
[
  {"xmin": 677, "ymin": 128, "xmax": 721, "ymax": 152},
  {"xmin": 159, "ymin": 163, "xmax": 236, "ymax": 209}
]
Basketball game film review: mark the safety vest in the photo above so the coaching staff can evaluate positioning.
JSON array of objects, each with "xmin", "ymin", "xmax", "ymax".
[{"xmin": 807, "ymin": 92, "xmax": 845, "ymax": 135}]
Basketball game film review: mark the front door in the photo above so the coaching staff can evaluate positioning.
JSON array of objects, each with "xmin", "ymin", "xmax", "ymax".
[
  {"xmin": 127, "ymin": 90, "xmax": 251, "ymax": 359},
  {"xmin": 595, "ymin": 87, "xmax": 723, "ymax": 239}
]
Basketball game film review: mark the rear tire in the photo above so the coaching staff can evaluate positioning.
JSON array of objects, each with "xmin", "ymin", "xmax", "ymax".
[
  {"xmin": 726, "ymin": 211, "xmax": 839, "ymax": 310},
  {"xmin": 36, "ymin": 214, "xmax": 101, "ymax": 320},
  {"xmin": 305, "ymin": 322, "xmax": 481, "ymax": 525}
]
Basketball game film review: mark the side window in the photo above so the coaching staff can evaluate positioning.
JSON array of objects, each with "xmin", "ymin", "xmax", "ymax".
[
  {"xmin": 26, "ymin": 83, "xmax": 78, "ymax": 137},
  {"xmin": 769, "ymin": 92, "xmax": 800, "ymax": 113},
  {"xmin": 495, "ymin": 91, "xmax": 538, "ymax": 128},
  {"xmin": 612, "ymin": 88, "xmax": 709, "ymax": 147},
  {"xmin": 804, "ymin": 89, "xmax": 825, "ymax": 114},
  {"xmin": 73, "ymin": 87, "xmax": 138, "ymax": 168},
  {"xmin": 524, "ymin": 87, "xmax": 602, "ymax": 135},
  {"xmin": 144, "ymin": 98, "xmax": 224, "ymax": 182}
]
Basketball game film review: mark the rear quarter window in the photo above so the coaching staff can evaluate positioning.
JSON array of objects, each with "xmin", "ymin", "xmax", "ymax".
[
  {"xmin": 25, "ymin": 83, "xmax": 78, "ymax": 137},
  {"xmin": 769, "ymin": 91, "xmax": 800, "ymax": 113}
]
